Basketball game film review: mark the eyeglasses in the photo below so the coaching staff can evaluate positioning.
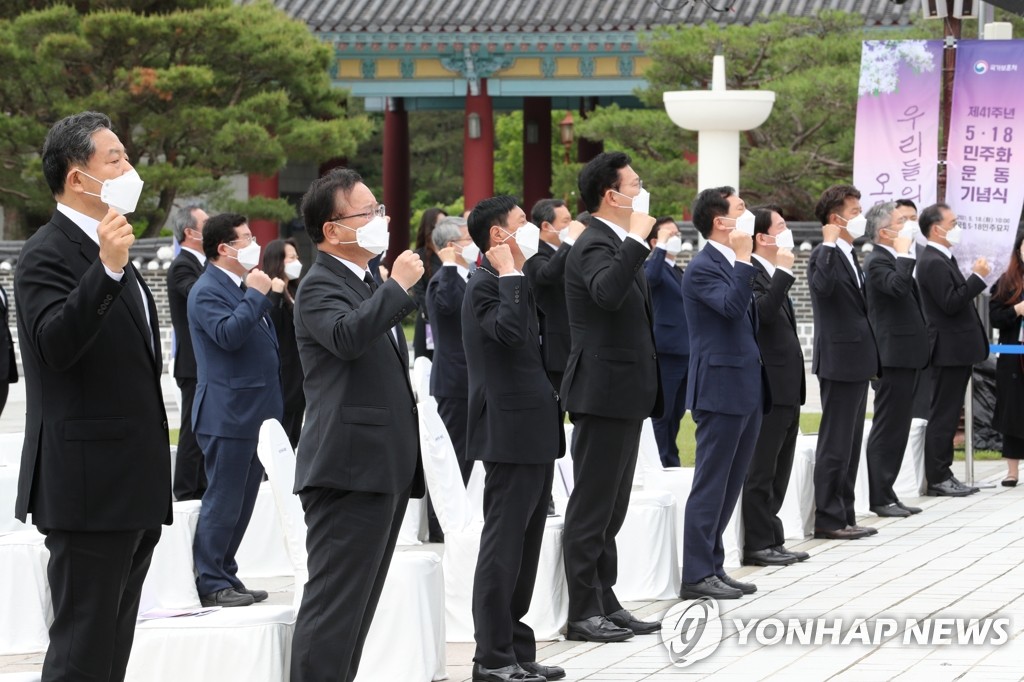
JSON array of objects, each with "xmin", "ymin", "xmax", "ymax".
[
  {"xmin": 228, "ymin": 236, "xmax": 258, "ymax": 247},
  {"xmin": 332, "ymin": 204, "xmax": 386, "ymax": 223}
]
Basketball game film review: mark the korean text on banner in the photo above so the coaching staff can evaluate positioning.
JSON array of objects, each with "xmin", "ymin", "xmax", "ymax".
[
  {"xmin": 945, "ymin": 40, "xmax": 1024, "ymax": 280},
  {"xmin": 854, "ymin": 40, "xmax": 942, "ymax": 211}
]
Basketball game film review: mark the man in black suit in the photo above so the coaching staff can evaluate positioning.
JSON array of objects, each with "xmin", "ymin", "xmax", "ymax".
[
  {"xmin": 894, "ymin": 199, "xmax": 933, "ymax": 421},
  {"xmin": 0, "ymin": 282, "xmax": 17, "ymax": 417},
  {"xmin": 463, "ymin": 196, "xmax": 566, "ymax": 682},
  {"xmin": 916, "ymin": 202, "xmax": 991, "ymax": 497},
  {"xmin": 426, "ymin": 215, "xmax": 475, "ymax": 485},
  {"xmin": 807, "ymin": 185, "xmax": 881, "ymax": 540},
  {"xmin": 291, "ymin": 168, "xmax": 425, "ymax": 682},
  {"xmin": 644, "ymin": 216, "xmax": 689, "ymax": 467},
  {"xmin": 524, "ymin": 198, "xmax": 583, "ymax": 392},
  {"xmin": 168, "ymin": 203, "xmax": 208, "ymax": 501},
  {"xmin": 680, "ymin": 188, "xmax": 769, "ymax": 600},
  {"xmin": 15, "ymin": 111, "xmax": 170, "ymax": 681},
  {"xmin": 561, "ymin": 152, "xmax": 662, "ymax": 642},
  {"xmin": 862, "ymin": 202, "xmax": 928, "ymax": 517},
  {"xmin": 742, "ymin": 206, "xmax": 808, "ymax": 567}
]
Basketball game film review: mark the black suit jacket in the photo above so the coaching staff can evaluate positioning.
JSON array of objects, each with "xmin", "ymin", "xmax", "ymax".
[
  {"xmin": 462, "ymin": 260, "xmax": 564, "ymax": 464},
  {"xmin": 267, "ymin": 287, "xmax": 305, "ymax": 412},
  {"xmin": 425, "ymin": 265, "xmax": 468, "ymax": 399},
  {"xmin": 807, "ymin": 242, "xmax": 881, "ymax": 382},
  {"xmin": 14, "ymin": 210, "xmax": 171, "ymax": 530},
  {"xmin": 863, "ymin": 247, "xmax": 929, "ymax": 369},
  {"xmin": 0, "ymin": 284, "xmax": 18, "ymax": 384},
  {"xmin": 751, "ymin": 258, "xmax": 805, "ymax": 407},
  {"xmin": 916, "ymin": 244, "xmax": 989, "ymax": 367},
  {"xmin": 167, "ymin": 249, "xmax": 204, "ymax": 380},
  {"xmin": 293, "ymin": 251, "xmax": 424, "ymax": 498},
  {"xmin": 523, "ymin": 240, "xmax": 572, "ymax": 375},
  {"xmin": 561, "ymin": 218, "xmax": 663, "ymax": 420},
  {"xmin": 644, "ymin": 250, "xmax": 690, "ymax": 357}
]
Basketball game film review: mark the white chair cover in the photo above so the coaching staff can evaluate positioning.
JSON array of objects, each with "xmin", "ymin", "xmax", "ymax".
[
  {"xmin": 397, "ymin": 498, "xmax": 426, "ymax": 546},
  {"xmin": 236, "ymin": 482, "xmax": 293, "ymax": 580},
  {"xmin": 0, "ymin": 531, "xmax": 50, "ymax": 655},
  {"xmin": 0, "ymin": 433, "xmax": 29, "ymax": 533},
  {"xmin": 412, "ymin": 356, "xmax": 433, "ymax": 402},
  {"xmin": 894, "ymin": 418, "xmax": 928, "ymax": 500},
  {"xmin": 780, "ymin": 435, "xmax": 817, "ymax": 541},
  {"xmin": 466, "ymin": 461, "xmax": 486, "ymax": 526},
  {"xmin": 140, "ymin": 500, "xmax": 202, "ymax": 614},
  {"xmin": 256, "ymin": 419, "xmax": 447, "ymax": 679},
  {"xmin": 0, "ymin": 674, "xmax": 42, "ymax": 681},
  {"xmin": 418, "ymin": 397, "xmax": 472, "ymax": 533},
  {"xmin": 614, "ymin": 490, "xmax": 680, "ymax": 601}
]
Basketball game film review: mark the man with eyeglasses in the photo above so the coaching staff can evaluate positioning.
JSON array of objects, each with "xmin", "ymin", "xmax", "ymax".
[
  {"xmin": 291, "ymin": 168, "xmax": 425, "ymax": 682},
  {"xmin": 188, "ymin": 212, "xmax": 284, "ymax": 608}
]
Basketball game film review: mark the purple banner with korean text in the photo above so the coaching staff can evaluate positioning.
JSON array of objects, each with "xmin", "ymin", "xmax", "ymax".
[
  {"xmin": 854, "ymin": 40, "xmax": 942, "ymax": 212},
  {"xmin": 945, "ymin": 40, "xmax": 1024, "ymax": 281}
]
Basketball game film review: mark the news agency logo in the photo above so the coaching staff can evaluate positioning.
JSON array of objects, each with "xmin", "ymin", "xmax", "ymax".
[
  {"xmin": 660, "ymin": 599, "xmax": 1011, "ymax": 668},
  {"xmin": 660, "ymin": 597, "xmax": 723, "ymax": 668},
  {"xmin": 974, "ymin": 60, "xmax": 989, "ymax": 74}
]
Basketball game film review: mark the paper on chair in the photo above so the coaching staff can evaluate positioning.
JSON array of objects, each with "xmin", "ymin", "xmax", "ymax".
[{"xmin": 137, "ymin": 606, "xmax": 221, "ymax": 620}]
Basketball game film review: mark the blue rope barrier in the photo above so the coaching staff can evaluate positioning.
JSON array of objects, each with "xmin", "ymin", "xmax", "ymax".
[{"xmin": 990, "ymin": 344, "xmax": 1024, "ymax": 354}]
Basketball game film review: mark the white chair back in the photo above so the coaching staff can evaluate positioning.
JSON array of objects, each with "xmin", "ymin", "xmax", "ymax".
[
  {"xmin": 638, "ymin": 418, "xmax": 664, "ymax": 474},
  {"xmin": 256, "ymin": 419, "xmax": 308, "ymax": 609},
  {"xmin": 412, "ymin": 356, "xmax": 433, "ymax": 402},
  {"xmin": 466, "ymin": 461, "xmax": 486, "ymax": 526},
  {"xmin": 417, "ymin": 397, "xmax": 471, "ymax": 534}
]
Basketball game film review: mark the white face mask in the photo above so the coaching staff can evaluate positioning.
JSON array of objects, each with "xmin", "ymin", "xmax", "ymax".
[
  {"xmin": 458, "ymin": 242, "xmax": 480, "ymax": 265},
  {"xmin": 664, "ymin": 235, "xmax": 683, "ymax": 256},
  {"xmin": 333, "ymin": 215, "xmax": 390, "ymax": 256},
  {"xmin": 839, "ymin": 213, "xmax": 867, "ymax": 239},
  {"xmin": 613, "ymin": 186, "xmax": 651, "ymax": 214},
  {"xmin": 726, "ymin": 209, "xmax": 756, "ymax": 236},
  {"xmin": 229, "ymin": 241, "xmax": 261, "ymax": 271},
  {"xmin": 284, "ymin": 260, "xmax": 303, "ymax": 280},
  {"xmin": 944, "ymin": 224, "xmax": 963, "ymax": 245},
  {"xmin": 504, "ymin": 222, "xmax": 540, "ymax": 261},
  {"xmin": 77, "ymin": 168, "xmax": 144, "ymax": 215},
  {"xmin": 773, "ymin": 228, "xmax": 795, "ymax": 249},
  {"xmin": 898, "ymin": 220, "xmax": 920, "ymax": 241},
  {"xmin": 558, "ymin": 227, "xmax": 571, "ymax": 243}
]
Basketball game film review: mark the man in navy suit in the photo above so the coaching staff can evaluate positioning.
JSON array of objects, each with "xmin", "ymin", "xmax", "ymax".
[
  {"xmin": 807, "ymin": 185, "xmax": 881, "ymax": 540},
  {"xmin": 188, "ymin": 212, "xmax": 283, "ymax": 607},
  {"xmin": 644, "ymin": 216, "xmax": 689, "ymax": 467},
  {"xmin": 463, "ymin": 195, "xmax": 566, "ymax": 682},
  {"xmin": 426, "ymin": 215, "xmax": 475, "ymax": 485},
  {"xmin": 680, "ymin": 186, "xmax": 769, "ymax": 600}
]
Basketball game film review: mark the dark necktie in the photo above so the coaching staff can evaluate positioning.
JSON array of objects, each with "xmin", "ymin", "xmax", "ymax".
[
  {"xmin": 122, "ymin": 265, "xmax": 154, "ymax": 357},
  {"xmin": 363, "ymin": 271, "xmax": 378, "ymax": 294},
  {"xmin": 850, "ymin": 250, "xmax": 865, "ymax": 289}
]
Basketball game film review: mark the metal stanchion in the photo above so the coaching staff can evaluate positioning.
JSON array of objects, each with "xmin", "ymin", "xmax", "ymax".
[{"xmin": 964, "ymin": 372, "xmax": 976, "ymax": 486}]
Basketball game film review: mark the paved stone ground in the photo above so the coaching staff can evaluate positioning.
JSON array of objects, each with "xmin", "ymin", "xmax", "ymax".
[{"xmin": 3, "ymin": 373, "xmax": 1021, "ymax": 680}]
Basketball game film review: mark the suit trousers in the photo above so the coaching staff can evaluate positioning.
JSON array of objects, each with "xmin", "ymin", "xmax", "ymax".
[
  {"xmin": 814, "ymin": 379, "xmax": 869, "ymax": 530},
  {"xmin": 437, "ymin": 396, "xmax": 474, "ymax": 484},
  {"xmin": 193, "ymin": 434, "xmax": 264, "ymax": 596},
  {"xmin": 291, "ymin": 485, "xmax": 409, "ymax": 682},
  {"xmin": 473, "ymin": 462, "xmax": 553, "ymax": 668},
  {"xmin": 42, "ymin": 527, "xmax": 161, "ymax": 682},
  {"xmin": 651, "ymin": 353, "xmax": 689, "ymax": 467},
  {"xmin": 867, "ymin": 367, "xmax": 918, "ymax": 507},
  {"xmin": 683, "ymin": 407, "xmax": 762, "ymax": 583},
  {"xmin": 563, "ymin": 414, "xmax": 641, "ymax": 620},
  {"xmin": 172, "ymin": 377, "xmax": 207, "ymax": 501},
  {"xmin": 742, "ymin": 403, "xmax": 799, "ymax": 552},
  {"xmin": 925, "ymin": 365, "xmax": 973, "ymax": 485}
]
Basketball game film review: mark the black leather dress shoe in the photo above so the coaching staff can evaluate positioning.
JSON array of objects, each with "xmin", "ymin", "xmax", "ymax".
[
  {"xmin": 871, "ymin": 503, "xmax": 911, "ymax": 518},
  {"xmin": 472, "ymin": 663, "xmax": 544, "ymax": 682},
  {"xmin": 814, "ymin": 526, "xmax": 869, "ymax": 540},
  {"xmin": 565, "ymin": 615, "xmax": 634, "ymax": 642},
  {"xmin": 718, "ymin": 574, "xmax": 756, "ymax": 594},
  {"xmin": 238, "ymin": 587, "xmax": 268, "ymax": 602},
  {"xmin": 680, "ymin": 576, "xmax": 742, "ymax": 600},
  {"xmin": 772, "ymin": 545, "xmax": 809, "ymax": 562},
  {"xmin": 521, "ymin": 661, "xmax": 565, "ymax": 680},
  {"xmin": 950, "ymin": 476, "xmax": 980, "ymax": 493},
  {"xmin": 850, "ymin": 525, "xmax": 878, "ymax": 536},
  {"xmin": 743, "ymin": 547, "xmax": 796, "ymax": 566},
  {"xmin": 895, "ymin": 501, "xmax": 922, "ymax": 514},
  {"xmin": 927, "ymin": 478, "xmax": 972, "ymax": 497},
  {"xmin": 199, "ymin": 587, "xmax": 254, "ymax": 607},
  {"xmin": 607, "ymin": 608, "xmax": 661, "ymax": 635}
]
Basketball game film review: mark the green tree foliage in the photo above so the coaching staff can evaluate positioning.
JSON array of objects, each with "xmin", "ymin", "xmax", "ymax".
[
  {"xmin": 0, "ymin": 0, "xmax": 371, "ymax": 237},
  {"xmin": 494, "ymin": 110, "xmax": 583, "ymax": 210},
  {"xmin": 575, "ymin": 12, "xmax": 936, "ymax": 220}
]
